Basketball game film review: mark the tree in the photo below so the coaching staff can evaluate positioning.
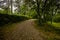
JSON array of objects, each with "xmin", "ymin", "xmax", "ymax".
[
  {"xmin": 15, "ymin": 0, "xmax": 21, "ymax": 14},
  {"xmin": 35, "ymin": 0, "xmax": 42, "ymax": 24},
  {"xmin": 11, "ymin": 0, "xmax": 13, "ymax": 14},
  {"xmin": 7, "ymin": 0, "xmax": 10, "ymax": 14},
  {"xmin": 20, "ymin": 0, "xmax": 59, "ymax": 24}
]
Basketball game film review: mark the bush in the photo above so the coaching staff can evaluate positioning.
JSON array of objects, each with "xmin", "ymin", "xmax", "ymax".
[
  {"xmin": 53, "ymin": 16, "xmax": 60, "ymax": 23},
  {"xmin": 0, "ymin": 14, "xmax": 29, "ymax": 26},
  {"xmin": 0, "ymin": 10, "xmax": 7, "ymax": 14}
]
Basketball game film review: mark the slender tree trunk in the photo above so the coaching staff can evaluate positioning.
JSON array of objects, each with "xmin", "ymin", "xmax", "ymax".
[
  {"xmin": 51, "ymin": 9, "xmax": 53, "ymax": 24},
  {"xmin": 18, "ymin": 0, "xmax": 20, "ymax": 14},
  {"xmin": 42, "ymin": 0, "xmax": 48, "ymax": 22},
  {"xmin": 54, "ymin": 8, "xmax": 57, "ymax": 19},
  {"xmin": 11, "ymin": 0, "xmax": 13, "ymax": 14},
  {"xmin": 36, "ymin": 0, "xmax": 41, "ymax": 24},
  {"xmin": 16, "ymin": 0, "xmax": 20, "ymax": 14},
  {"xmin": 7, "ymin": 0, "xmax": 9, "ymax": 14}
]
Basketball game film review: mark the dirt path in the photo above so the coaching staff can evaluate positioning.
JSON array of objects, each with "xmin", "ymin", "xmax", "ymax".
[{"xmin": 0, "ymin": 19, "xmax": 45, "ymax": 40}]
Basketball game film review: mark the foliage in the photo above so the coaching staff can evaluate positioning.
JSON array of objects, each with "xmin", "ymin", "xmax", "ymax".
[
  {"xmin": 0, "ymin": 14, "xmax": 29, "ymax": 26},
  {"xmin": 0, "ymin": 10, "xmax": 7, "ymax": 14},
  {"xmin": 22, "ymin": 0, "xmax": 59, "ymax": 24},
  {"xmin": 53, "ymin": 16, "xmax": 60, "ymax": 23},
  {"xmin": 0, "ymin": 0, "xmax": 60, "ymax": 24},
  {"xmin": 35, "ymin": 21, "xmax": 60, "ymax": 40}
]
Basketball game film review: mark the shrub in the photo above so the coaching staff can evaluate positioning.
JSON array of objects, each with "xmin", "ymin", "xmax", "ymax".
[
  {"xmin": 53, "ymin": 16, "xmax": 60, "ymax": 23},
  {"xmin": 0, "ymin": 14, "xmax": 29, "ymax": 26}
]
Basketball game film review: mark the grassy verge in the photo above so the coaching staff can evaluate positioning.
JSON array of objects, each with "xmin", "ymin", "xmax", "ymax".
[
  {"xmin": 0, "ymin": 23, "xmax": 19, "ymax": 40},
  {"xmin": 0, "ymin": 23, "xmax": 16, "ymax": 31},
  {"xmin": 34, "ymin": 21, "xmax": 60, "ymax": 40},
  {"xmin": 48, "ymin": 22, "xmax": 60, "ymax": 29}
]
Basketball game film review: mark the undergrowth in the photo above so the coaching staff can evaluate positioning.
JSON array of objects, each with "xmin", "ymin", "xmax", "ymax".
[
  {"xmin": 34, "ymin": 20, "xmax": 60, "ymax": 40},
  {"xmin": 0, "ymin": 14, "xmax": 29, "ymax": 27}
]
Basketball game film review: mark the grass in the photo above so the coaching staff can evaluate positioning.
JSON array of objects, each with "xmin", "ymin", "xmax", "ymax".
[
  {"xmin": 0, "ymin": 23, "xmax": 18, "ymax": 39},
  {"xmin": 34, "ymin": 21, "xmax": 60, "ymax": 40},
  {"xmin": 0, "ymin": 23, "xmax": 16, "ymax": 30},
  {"xmin": 0, "ymin": 19, "xmax": 60, "ymax": 40},
  {"xmin": 48, "ymin": 22, "xmax": 60, "ymax": 29},
  {"xmin": 52, "ymin": 22, "xmax": 60, "ymax": 27}
]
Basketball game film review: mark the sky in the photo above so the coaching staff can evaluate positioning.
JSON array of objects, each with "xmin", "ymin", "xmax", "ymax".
[{"xmin": 0, "ymin": 0, "xmax": 3, "ymax": 1}]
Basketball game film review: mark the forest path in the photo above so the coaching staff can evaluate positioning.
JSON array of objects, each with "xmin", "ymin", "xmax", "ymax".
[{"xmin": 0, "ymin": 19, "xmax": 45, "ymax": 40}]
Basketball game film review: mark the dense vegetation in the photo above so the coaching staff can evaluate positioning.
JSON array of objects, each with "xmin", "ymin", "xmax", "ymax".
[
  {"xmin": 0, "ymin": 0, "xmax": 60, "ymax": 40},
  {"xmin": 0, "ymin": 13, "xmax": 29, "ymax": 26},
  {"xmin": 0, "ymin": 0, "xmax": 60, "ymax": 27}
]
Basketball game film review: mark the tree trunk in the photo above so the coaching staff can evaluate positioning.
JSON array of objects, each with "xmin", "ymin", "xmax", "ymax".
[
  {"xmin": 36, "ymin": 0, "xmax": 41, "ymax": 24},
  {"xmin": 11, "ymin": 0, "xmax": 13, "ymax": 14},
  {"xmin": 42, "ymin": 0, "xmax": 48, "ymax": 23},
  {"xmin": 16, "ymin": 0, "xmax": 21, "ymax": 14},
  {"xmin": 51, "ymin": 9, "xmax": 53, "ymax": 24},
  {"xmin": 7, "ymin": 0, "xmax": 9, "ymax": 14}
]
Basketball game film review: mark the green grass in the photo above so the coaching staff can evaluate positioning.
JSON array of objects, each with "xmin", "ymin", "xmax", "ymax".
[
  {"xmin": 34, "ymin": 21, "xmax": 60, "ymax": 40},
  {"xmin": 52, "ymin": 22, "xmax": 60, "ymax": 27},
  {"xmin": 0, "ymin": 23, "xmax": 18, "ymax": 35},
  {"xmin": 48, "ymin": 22, "xmax": 60, "ymax": 29}
]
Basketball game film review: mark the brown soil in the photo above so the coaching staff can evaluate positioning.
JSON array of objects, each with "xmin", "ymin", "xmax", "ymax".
[{"xmin": 0, "ymin": 19, "xmax": 45, "ymax": 40}]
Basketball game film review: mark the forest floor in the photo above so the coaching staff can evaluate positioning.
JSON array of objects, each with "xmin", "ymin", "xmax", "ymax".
[
  {"xmin": 0, "ymin": 19, "xmax": 45, "ymax": 40},
  {"xmin": 0, "ymin": 19, "xmax": 60, "ymax": 40}
]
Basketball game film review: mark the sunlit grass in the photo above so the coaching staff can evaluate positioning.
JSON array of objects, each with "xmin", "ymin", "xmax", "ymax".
[
  {"xmin": 52, "ymin": 22, "xmax": 60, "ymax": 28},
  {"xmin": 35, "ymin": 21, "xmax": 60, "ymax": 40},
  {"xmin": 48, "ymin": 22, "xmax": 60, "ymax": 29}
]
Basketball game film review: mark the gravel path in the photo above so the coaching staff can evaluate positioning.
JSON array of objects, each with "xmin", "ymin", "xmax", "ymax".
[{"xmin": 0, "ymin": 19, "xmax": 44, "ymax": 40}]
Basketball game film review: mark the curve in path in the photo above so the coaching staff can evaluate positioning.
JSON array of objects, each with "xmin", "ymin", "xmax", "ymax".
[{"xmin": 0, "ymin": 19, "xmax": 45, "ymax": 40}]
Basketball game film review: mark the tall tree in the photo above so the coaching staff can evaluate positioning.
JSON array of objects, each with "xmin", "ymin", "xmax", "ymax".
[
  {"xmin": 36, "ymin": 0, "xmax": 42, "ymax": 24},
  {"xmin": 15, "ymin": 0, "xmax": 21, "ymax": 14},
  {"xmin": 7, "ymin": 0, "xmax": 10, "ymax": 14},
  {"xmin": 11, "ymin": 0, "xmax": 13, "ymax": 14}
]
